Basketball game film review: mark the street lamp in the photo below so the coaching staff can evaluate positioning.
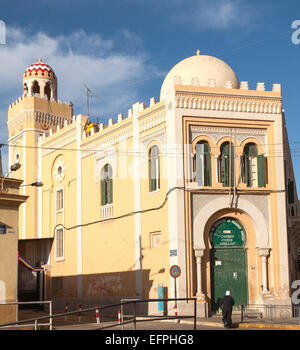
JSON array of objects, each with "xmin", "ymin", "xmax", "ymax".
[
  {"xmin": 20, "ymin": 181, "xmax": 43, "ymax": 187},
  {"xmin": 0, "ymin": 162, "xmax": 21, "ymax": 192},
  {"xmin": 10, "ymin": 162, "xmax": 21, "ymax": 172}
]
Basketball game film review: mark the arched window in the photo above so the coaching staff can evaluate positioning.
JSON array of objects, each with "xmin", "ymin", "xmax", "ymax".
[
  {"xmin": 243, "ymin": 143, "xmax": 258, "ymax": 187},
  {"xmin": 194, "ymin": 141, "xmax": 212, "ymax": 186},
  {"xmin": 243, "ymin": 142, "xmax": 266, "ymax": 187},
  {"xmin": 219, "ymin": 141, "xmax": 234, "ymax": 187},
  {"xmin": 23, "ymin": 83, "xmax": 28, "ymax": 96},
  {"xmin": 44, "ymin": 82, "xmax": 51, "ymax": 100},
  {"xmin": 32, "ymin": 81, "xmax": 40, "ymax": 95},
  {"xmin": 101, "ymin": 164, "xmax": 113, "ymax": 205},
  {"xmin": 149, "ymin": 145, "xmax": 160, "ymax": 192}
]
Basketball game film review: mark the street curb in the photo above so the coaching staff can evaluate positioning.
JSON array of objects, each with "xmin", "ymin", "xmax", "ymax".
[
  {"xmin": 183, "ymin": 319, "xmax": 300, "ymax": 330},
  {"xmin": 237, "ymin": 323, "xmax": 300, "ymax": 330},
  {"xmin": 161, "ymin": 318, "xmax": 300, "ymax": 330}
]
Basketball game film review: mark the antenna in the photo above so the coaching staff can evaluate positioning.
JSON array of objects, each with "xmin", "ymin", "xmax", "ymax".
[{"xmin": 82, "ymin": 83, "xmax": 103, "ymax": 118}]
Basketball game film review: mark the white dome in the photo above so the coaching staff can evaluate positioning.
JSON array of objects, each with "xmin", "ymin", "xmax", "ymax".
[{"xmin": 160, "ymin": 52, "xmax": 239, "ymax": 100}]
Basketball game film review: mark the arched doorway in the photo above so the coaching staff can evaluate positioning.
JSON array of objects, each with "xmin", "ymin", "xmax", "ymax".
[{"xmin": 210, "ymin": 217, "xmax": 248, "ymax": 310}]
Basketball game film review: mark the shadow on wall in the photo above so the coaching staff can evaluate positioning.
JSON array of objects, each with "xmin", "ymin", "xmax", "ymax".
[{"xmin": 48, "ymin": 269, "xmax": 153, "ymax": 314}]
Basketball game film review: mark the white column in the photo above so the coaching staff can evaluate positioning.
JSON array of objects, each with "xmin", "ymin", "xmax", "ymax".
[
  {"xmin": 195, "ymin": 249, "xmax": 205, "ymax": 299},
  {"xmin": 259, "ymin": 248, "xmax": 270, "ymax": 294},
  {"xmin": 38, "ymin": 79, "xmax": 46, "ymax": 99},
  {"xmin": 76, "ymin": 115, "xmax": 83, "ymax": 298},
  {"xmin": 132, "ymin": 102, "xmax": 143, "ymax": 297},
  {"xmin": 38, "ymin": 135, "xmax": 43, "ymax": 238}
]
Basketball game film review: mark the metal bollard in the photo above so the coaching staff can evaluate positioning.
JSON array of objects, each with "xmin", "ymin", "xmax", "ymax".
[{"xmin": 95, "ymin": 306, "xmax": 100, "ymax": 324}]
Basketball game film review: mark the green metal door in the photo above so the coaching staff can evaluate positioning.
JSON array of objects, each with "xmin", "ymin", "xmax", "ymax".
[
  {"xmin": 210, "ymin": 248, "xmax": 248, "ymax": 310},
  {"xmin": 210, "ymin": 218, "xmax": 248, "ymax": 310}
]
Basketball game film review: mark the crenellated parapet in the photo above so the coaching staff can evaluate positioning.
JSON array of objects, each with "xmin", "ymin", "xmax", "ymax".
[
  {"xmin": 8, "ymin": 94, "xmax": 73, "ymax": 110},
  {"xmin": 174, "ymin": 77, "xmax": 282, "ymax": 115}
]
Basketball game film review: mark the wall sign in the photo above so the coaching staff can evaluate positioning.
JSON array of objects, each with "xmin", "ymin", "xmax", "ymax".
[
  {"xmin": 210, "ymin": 218, "xmax": 246, "ymax": 248},
  {"xmin": 170, "ymin": 249, "xmax": 177, "ymax": 257}
]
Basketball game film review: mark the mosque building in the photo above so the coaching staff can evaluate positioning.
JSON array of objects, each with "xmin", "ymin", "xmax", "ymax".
[{"xmin": 7, "ymin": 51, "xmax": 300, "ymax": 315}]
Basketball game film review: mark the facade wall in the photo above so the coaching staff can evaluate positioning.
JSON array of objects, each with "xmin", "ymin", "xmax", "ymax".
[
  {"xmin": 0, "ymin": 179, "xmax": 27, "ymax": 323},
  {"xmin": 6, "ymin": 56, "xmax": 300, "ymax": 314}
]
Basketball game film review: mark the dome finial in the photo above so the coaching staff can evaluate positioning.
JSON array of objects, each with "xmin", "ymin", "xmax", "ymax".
[
  {"xmin": 196, "ymin": 49, "xmax": 200, "ymax": 56},
  {"xmin": 38, "ymin": 57, "xmax": 43, "ymax": 63}
]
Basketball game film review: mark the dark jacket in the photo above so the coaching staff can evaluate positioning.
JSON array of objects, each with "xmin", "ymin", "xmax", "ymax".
[{"xmin": 220, "ymin": 295, "xmax": 234, "ymax": 312}]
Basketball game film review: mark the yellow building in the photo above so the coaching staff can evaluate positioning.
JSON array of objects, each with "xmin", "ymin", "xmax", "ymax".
[
  {"xmin": 7, "ymin": 52, "xmax": 300, "ymax": 315},
  {"xmin": 0, "ymin": 174, "xmax": 28, "ymax": 323}
]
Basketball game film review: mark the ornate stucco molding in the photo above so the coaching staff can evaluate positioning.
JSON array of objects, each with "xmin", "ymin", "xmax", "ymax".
[{"xmin": 175, "ymin": 94, "xmax": 282, "ymax": 114}]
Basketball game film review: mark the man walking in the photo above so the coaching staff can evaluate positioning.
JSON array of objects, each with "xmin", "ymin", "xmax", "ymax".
[{"xmin": 220, "ymin": 290, "xmax": 235, "ymax": 328}]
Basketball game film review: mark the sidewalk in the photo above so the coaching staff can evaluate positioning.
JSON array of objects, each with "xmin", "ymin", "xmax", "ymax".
[{"xmin": 193, "ymin": 314, "xmax": 300, "ymax": 330}]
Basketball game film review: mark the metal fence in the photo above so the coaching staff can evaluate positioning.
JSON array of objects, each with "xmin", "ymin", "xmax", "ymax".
[
  {"xmin": 241, "ymin": 304, "xmax": 300, "ymax": 324},
  {"xmin": 0, "ymin": 301, "xmax": 53, "ymax": 330},
  {"xmin": 0, "ymin": 297, "xmax": 197, "ymax": 330}
]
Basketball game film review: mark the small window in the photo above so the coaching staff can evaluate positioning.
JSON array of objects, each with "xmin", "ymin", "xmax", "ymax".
[
  {"xmin": 288, "ymin": 179, "xmax": 295, "ymax": 204},
  {"xmin": 32, "ymin": 80, "xmax": 40, "ymax": 95},
  {"xmin": 151, "ymin": 232, "xmax": 161, "ymax": 248},
  {"xmin": 15, "ymin": 152, "xmax": 20, "ymax": 163},
  {"xmin": 243, "ymin": 143, "xmax": 258, "ymax": 187},
  {"xmin": 56, "ymin": 189, "xmax": 64, "ymax": 211},
  {"xmin": 243, "ymin": 143, "xmax": 267, "ymax": 188},
  {"xmin": 219, "ymin": 142, "xmax": 235, "ymax": 187},
  {"xmin": 44, "ymin": 82, "xmax": 51, "ymax": 100},
  {"xmin": 194, "ymin": 141, "xmax": 212, "ymax": 186},
  {"xmin": 149, "ymin": 145, "xmax": 160, "ymax": 192},
  {"xmin": 101, "ymin": 164, "xmax": 113, "ymax": 205},
  {"xmin": 56, "ymin": 228, "xmax": 64, "ymax": 260}
]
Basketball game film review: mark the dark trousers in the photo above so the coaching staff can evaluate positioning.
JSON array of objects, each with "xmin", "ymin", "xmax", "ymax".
[{"xmin": 222, "ymin": 310, "xmax": 232, "ymax": 327}]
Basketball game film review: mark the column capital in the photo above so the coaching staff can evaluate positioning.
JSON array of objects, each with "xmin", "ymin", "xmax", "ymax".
[
  {"xmin": 194, "ymin": 248, "xmax": 205, "ymax": 258},
  {"xmin": 258, "ymin": 248, "xmax": 270, "ymax": 257}
]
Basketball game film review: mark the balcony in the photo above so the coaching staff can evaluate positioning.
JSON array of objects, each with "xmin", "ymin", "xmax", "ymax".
[{"xmin": 101, "ymin": 203, "xmax": 113, "ymax": 220}]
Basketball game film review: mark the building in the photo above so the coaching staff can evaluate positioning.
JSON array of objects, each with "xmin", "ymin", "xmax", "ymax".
[
  {"xmin": 0, "ymin": 169, "xmax": 28, "ymax": 323},
  {"xmin": 7, "ymin": 52, "xmax": 300, "ymax": 316}
]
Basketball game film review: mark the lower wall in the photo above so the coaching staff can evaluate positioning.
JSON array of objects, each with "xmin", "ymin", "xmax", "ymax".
[{"xmin": 0, "ymin": 304, "xmax": 17, "ymax": 324}]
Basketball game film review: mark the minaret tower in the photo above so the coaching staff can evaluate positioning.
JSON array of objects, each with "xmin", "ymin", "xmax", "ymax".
[
  {"xmin": 7, "ymin": 58, "xmax": 73, "ymax": 239},
  {"xmin": 23, "ymin": 57, "xmax": 58, "ymax": 101}
]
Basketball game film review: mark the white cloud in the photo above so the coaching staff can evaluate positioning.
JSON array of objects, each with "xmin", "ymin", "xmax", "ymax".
[
  {"xmin": 174, "ymin": 0, "xmax": 257, "ymax": 31},
  {"xmin": 0, "ymin": 26, "xmax": 161, "ymax": 171}
]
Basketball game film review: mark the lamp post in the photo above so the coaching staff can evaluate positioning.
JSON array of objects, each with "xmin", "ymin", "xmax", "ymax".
[{"xmin": 0, "ymin": 162, "xmax": 22, "ymax": 192}]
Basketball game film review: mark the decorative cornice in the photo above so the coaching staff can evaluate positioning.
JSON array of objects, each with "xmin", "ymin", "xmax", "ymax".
[
  {"xmin": 81, "ymin": 125, "xmax": 133, "ymax": 158},
  {"xmin": 175, "ymin": 94, "xmax": 282, "ymax": 114},
  {"xmin": 7, "ymin": 109, "xmax": 71, "ymax": 131},
  {"xmin": 139, "ymin": 108, "xmax": 166, "ymax": 133}
]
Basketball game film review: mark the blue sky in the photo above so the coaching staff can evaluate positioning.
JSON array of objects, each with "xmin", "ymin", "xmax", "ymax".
[{"xmin": 0, "ymin": 0, "xmax": 300, "ymax": 194}]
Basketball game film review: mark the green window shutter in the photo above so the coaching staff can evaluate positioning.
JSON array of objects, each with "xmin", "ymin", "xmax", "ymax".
[
  {"xmin": 224, "ymin": 156, "xmax": 230, "ymax": 187},
  {"xmin": 107, "ymin": 178, "xmax": 113, "ymax": 204},
  {"xmin": 101, "ymin": 164, "xmax": 113, "ymax": 205},
  {"xmin": 257, "ymin": 154, "xmax": 265, "ymax": 187},
  {"xmin": 101, "ymin": 179, "xmax": 106, "ymax": 205},
  {"xmin": 149, "ymin": 146, "xmax": 160, "ymax": 191},
  {"xmin": 150, "ymin": 147, "xmax": 155, "ymax": 191},
  {"xmin": 244, "ymin": 155, "xmax": 249, "ymax": 185},
  {"xmin": 221, "ymin": 155, "xmax": 230, "ymax": 187},
  {"xmin": 230, "ymin": 153, "xmax": 235, "ymax": 187},
  {"xmin": 220, "ymin": 142, "xmax": 234, "ymax": 187},
  {"xmin": 204, "ymin": 153, "xmax": 212, "ymax": 186},
  {"xmin": 220, "ymin": 155, "xmax": 226, "ymax": 186}
]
